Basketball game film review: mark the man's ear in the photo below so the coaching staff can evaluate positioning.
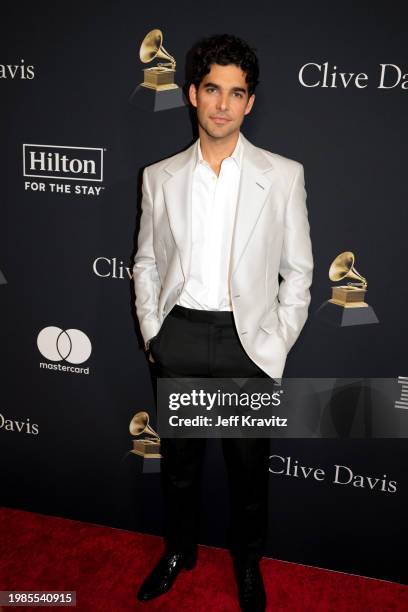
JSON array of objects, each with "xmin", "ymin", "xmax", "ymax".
[
  {"xmin": 188, "ymin": 83, "xmax": 198, "ymax": 107},
  {"xmin": 244, "ymin": 93, "xmax": 255, "ymax": 116}
]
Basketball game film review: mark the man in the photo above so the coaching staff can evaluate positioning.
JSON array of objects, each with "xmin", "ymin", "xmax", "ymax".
[{"xmin": 133, "ymin": 34, "xmax": 313, "ymax": 611}]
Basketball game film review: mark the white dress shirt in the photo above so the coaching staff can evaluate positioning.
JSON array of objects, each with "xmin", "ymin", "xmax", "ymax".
[{"xmin": 176, "ymin": 132, "xmax": 243, "ymax": 311}]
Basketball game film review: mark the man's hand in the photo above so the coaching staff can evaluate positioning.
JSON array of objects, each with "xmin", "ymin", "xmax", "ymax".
[{"xmin": 145, "ymin": 337, "xmax": 156, "ymax": 363}]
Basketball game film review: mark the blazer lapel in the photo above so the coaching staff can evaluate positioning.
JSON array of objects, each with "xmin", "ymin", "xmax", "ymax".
[
  {"xmin": 162, "ymin": 142, "xmax": 196, "ymax": 280},
  {"xmin": 230, "ymin": 133, "xmax": 274, "ymax": 276}
]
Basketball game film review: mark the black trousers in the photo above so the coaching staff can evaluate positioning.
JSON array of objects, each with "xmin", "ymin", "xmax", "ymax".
[{"xmin": 150, "ymin": 305, "xmax": 270, "ymax": 563}]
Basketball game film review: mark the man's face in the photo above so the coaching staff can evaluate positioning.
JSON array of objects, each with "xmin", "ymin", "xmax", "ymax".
[{"xmin": 189, "ymin": 63, "xmax": 255, "ymax": 140}]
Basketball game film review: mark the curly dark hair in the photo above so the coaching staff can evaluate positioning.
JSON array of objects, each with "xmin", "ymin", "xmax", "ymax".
[{"xmin": 188, "ymin": 33, "xmax": 260, "ymax": 97}]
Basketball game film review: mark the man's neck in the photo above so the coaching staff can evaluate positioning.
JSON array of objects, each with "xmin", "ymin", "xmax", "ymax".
[{"xmin": 198, "ymin": 129, "xmax": 240, "ymax": 176}]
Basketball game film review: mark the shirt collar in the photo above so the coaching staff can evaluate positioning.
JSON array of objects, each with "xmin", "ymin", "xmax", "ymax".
[{"xmin": 195, "ymin": 132, "xmax": 243, "ymax": 170}]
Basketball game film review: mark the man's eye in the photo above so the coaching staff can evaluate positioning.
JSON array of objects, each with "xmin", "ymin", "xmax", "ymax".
[{"xmin": 233, "ymin": 92, "xmax": 243, "ymax": 98}]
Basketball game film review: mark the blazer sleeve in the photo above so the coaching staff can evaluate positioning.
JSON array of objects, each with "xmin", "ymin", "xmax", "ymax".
[
  {"xmin": 277, "ymin": 163, "xmax": 313, "ymax": 352},
  {"xmin": 132, "ymin": 167, "xmax": 162, "ymax": 347}
]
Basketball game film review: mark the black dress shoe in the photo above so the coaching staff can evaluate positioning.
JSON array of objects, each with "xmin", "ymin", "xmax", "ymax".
[
  {"xmin": 137, "ymin": 552, "xmax": 196, "ymax": 602},
  {"xmin": 234, "ymin": 559, "xmax": 266, "ymax": 612}
]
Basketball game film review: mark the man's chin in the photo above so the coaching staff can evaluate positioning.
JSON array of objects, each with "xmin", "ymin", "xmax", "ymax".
[{"xmin": 202, "ymin": 123, "xmax": 239, "ymax": 140}]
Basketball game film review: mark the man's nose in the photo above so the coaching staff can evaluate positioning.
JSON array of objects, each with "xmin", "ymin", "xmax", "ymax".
[{"xmin": 216, "ymin": 93, "xmax": 229, "ymax": 111}]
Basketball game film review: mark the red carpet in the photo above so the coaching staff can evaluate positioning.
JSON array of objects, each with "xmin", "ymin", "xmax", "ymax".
[{"xmin": 0, "ymin": 507, "xmax": 407, "ymax": 611}]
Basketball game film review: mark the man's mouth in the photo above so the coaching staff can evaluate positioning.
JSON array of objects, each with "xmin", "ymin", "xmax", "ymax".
[{"xmin": 211, "ymin": 116, "xmax": 231, "ymax": 124}]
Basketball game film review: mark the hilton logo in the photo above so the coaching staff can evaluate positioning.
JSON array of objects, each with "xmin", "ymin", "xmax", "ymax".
[
  {"xmin": 23, "ymin": 144, "xmax": 103, "ymax": 181},
  {"xmin": 23, "ymin": 144, "xmax": 105, "ymax": 196}
]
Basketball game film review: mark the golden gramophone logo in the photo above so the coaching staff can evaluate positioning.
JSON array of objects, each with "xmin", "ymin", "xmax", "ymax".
[
  {"xmin": 329, "ymin": 251, "xmax": 368, "ymax": 308},
  {"xmin": 129, "ymin": 411, "xmax": 161, "ymax": 458},
  {"xmin": 140, "ymin": 28, "xmax": 177, "ymax": 91},
  {"xmin": 317, "ymin": 251, "xmax": 378, "ymax": 325},
  {"xmin": 130, "ymin": 28, "xmax": 186, "ymax": 110}
]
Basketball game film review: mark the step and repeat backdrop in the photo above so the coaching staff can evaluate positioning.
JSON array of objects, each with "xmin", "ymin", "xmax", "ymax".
[{"xmin": 1, "ymin": 0, "xmax": 407, "ymax": 584}]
